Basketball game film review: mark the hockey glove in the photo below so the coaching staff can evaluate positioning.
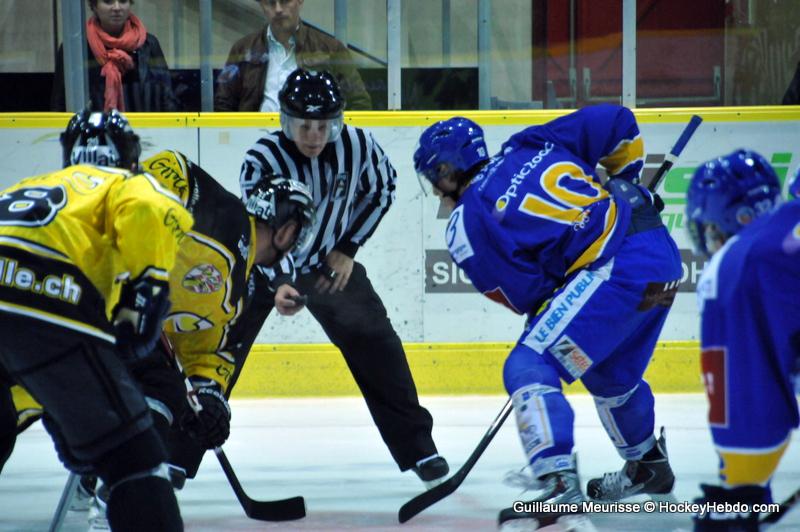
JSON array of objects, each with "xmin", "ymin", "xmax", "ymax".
[
  {"xmin": 113, "ymin": 276, "xmax": 171, "ymax": 360},
  {"xmin": 41, "ymin": 413, "xmax": 96, "ymax": 475},
  {"xmin": 692, "ymin": 483, "xmax": 767, "ymax": 531},
  {"xmin": 181, "ymin": 378, "xmax": 231, "ymax": 449},
  {"xmin": 652, "ymin": 192, "xmax": 665, "ymax": 212}
]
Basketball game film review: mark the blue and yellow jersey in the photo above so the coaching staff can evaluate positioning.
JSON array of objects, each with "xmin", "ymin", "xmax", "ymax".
[
  {"xmin": 697, "ymin": 200, "xmax": 800, "ymax": 486},
  {"xmin": 0, "ymin": 164, "xmax": 192, "ymax": 341},
  {"xmin": 143, "ymin": 150, "xmax": 257, "ymax": 391},
  {"xmin": 447, "ymin": 104, "xmax": 644, "ymax": 314}
]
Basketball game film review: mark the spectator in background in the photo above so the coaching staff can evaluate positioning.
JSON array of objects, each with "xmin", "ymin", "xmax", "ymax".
[
  {"xmin": 215, "ymin": 0, "xmax": 371, "ymax": 111},
  {"xmin": 51, "ymin": 0, "xmax": 179, "ymax": 112}
]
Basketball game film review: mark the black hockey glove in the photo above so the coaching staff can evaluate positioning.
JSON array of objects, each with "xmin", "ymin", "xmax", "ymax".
[
  {"xmin": 113, "ymin": 276, "xmax": 171, "ymax": 360},
  {"xmin": 41, "ymin": 413, "xmax": 96, "ymax": 475},
  {"xmin": 652, "ymin": 192, "xmax": 665, "ymax": 212},
  {"xmin": 181, "ymin": 378, "xmax": 231, "ymax": 449},
  {"xmin": 692, "ymin": 483, "xmax": 767, "ymax": 531}
]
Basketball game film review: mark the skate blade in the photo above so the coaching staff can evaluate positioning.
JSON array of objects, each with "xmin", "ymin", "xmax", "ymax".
[{"xmin": 499, "ymin": 515, "xmax": 597, "ymax": 532}]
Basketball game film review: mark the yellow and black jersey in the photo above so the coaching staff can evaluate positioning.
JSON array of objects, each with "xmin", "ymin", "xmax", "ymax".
[
  {"xmin": 143, "ymin": 150, "xmax": 257, "ymax": 391},
  {"xmin": 0, "ymin": 164, "xmax": 193, "ymax": 343}
]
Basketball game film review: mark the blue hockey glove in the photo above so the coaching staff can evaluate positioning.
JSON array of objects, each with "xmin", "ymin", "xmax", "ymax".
[
  {"xmin": 181, "ymin": 378, "xmax": 231, "ymax": 449},
  {"xmin": 113, "ymin": 276, "xmax": 170, "ymax": 360},
  {"xmin": 692, "ymin": 483, "xmax": 767, "ymax": 531}
]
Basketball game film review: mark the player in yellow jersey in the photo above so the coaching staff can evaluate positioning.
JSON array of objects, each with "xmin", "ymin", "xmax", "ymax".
[
  {"xmin": 5, "ymin": 147, "xmax": 315, "ymax": 518},
  {"xmin": 0, "ymin": 109, "xmax": 193, "ymax": 531},
  {"xmin": 140, "ymin": 150, "xmax": 314, "ymax": 471}
]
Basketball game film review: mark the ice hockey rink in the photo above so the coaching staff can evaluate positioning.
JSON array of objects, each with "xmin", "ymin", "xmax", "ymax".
[{"xmin": 1, "ymin": 394, "xmax": 798, "ymax": 531}]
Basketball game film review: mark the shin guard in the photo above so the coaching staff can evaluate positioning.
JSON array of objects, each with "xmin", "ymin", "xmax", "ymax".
[
  {"xmin": 511, "ymin": 384, "xmax": 576, "ymax": 477},
  {"xmin": 593, "ymin": 381, "xmax": 656, "ymax": 460}
]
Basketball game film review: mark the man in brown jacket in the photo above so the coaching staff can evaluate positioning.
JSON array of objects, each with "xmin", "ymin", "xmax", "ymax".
[{"xmin": 215, "ymin": 0, "xmax": 372, "ymax": 111}]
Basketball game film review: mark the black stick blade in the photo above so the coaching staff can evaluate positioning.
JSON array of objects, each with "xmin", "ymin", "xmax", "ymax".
[
  {"xmin": 398, "ymin": 399, "xmax": 513, "ymax": 524},
  {"xmin": 398, "ymin": 474, "xmax": 461, "ymax": 523},
  {"xmin": 246, "ymin": 495, "xmax": 307, "ymax": 521},
  {"xmin": 216, "ymin": 448, "xmax": 306, "ymax": 522}
]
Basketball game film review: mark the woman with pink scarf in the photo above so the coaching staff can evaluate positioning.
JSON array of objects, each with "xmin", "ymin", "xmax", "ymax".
[{"xmin": 51, "ymin": 0, "xmax": 179, "ymax": 112}]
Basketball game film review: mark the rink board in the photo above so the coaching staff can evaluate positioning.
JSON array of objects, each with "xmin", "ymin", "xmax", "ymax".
[
  {"xmin": 0, "ymin": 108, "xmax": 797, "ymax": 395},
  {"xmin": 233, "ymin": 340, "xmax": 702, "ymax": 397}
]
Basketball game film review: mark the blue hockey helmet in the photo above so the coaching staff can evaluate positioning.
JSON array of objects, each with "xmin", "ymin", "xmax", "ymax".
[
  {"xmin": 789, "ymin": 166, "xmax": 800, "ymax": 200},
  {"xmin": 413, "ymin": 117, "xmax": 488, "ymax": 190},
  {"xmin": 686, "ymin": 149, "xmax": 782, "ymax": 257}
]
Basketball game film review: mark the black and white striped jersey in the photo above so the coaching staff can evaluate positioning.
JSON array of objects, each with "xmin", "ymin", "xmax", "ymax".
[{"xmin": 240, "ymin": 124, "xmax": 397, "ymax": 273}]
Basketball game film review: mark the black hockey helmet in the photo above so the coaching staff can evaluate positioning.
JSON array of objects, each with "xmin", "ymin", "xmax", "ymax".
[
  {"xmin": 60, "ymin": 109, "xmax": 141, "ymax": 170},
  {"xmin": 244, "ymin": 176, "xmax": 316, "ymax": 255},
  {"xmin": 279, "ymin": 68, "xmax": 345, "ymax": 119},
  {"xmin": 278, "ymin": 68, "xmax": 345, "ymax": 143}
]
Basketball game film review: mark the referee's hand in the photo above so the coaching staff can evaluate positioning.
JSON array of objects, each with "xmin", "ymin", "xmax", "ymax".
[{"xmin": 315, "ymin": 250, "xmax": 353, "ymax": 294}]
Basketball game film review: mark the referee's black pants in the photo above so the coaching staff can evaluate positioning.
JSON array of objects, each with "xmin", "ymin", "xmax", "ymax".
[{"xmin": 251, "ymin": 261, "xmax": 438, "ymax": 471}]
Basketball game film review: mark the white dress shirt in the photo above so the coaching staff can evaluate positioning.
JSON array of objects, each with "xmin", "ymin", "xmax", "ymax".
[{"xmin": 260, "ymin": 25, "xmax": 298, "ymax": 112}]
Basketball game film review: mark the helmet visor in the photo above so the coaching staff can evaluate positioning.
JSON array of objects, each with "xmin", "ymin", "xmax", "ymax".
[
  {"xmin": 281, "ymin": 113, "xmax": 343, "ymax": 145},
  {"xmin": 292, "ymin": 220, "xmax": 315, "ymax": 256},
  {"xmin": 415, "ymin": 160, "xmax": 457, "ymax": 198}
]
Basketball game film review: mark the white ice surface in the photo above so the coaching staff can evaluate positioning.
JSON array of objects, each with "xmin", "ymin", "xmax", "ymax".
[{"xmin": 1, "ymin": 394, "xmax": 798, "ymax": 531}]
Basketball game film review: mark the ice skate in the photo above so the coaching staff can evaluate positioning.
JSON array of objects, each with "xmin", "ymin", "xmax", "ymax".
[
  {"xmin": 168, "ymin": 464, "xmax": 187, "ymax": 490},
  {"xmin": 87, "ymin": 482, "xmax": 109, "ymax": 531},
  {"xmin": 412, "ymin": 454, "xmax": 449, "ymax": 488},
  {"xmin": 69, "ymin": 475, "xmax": 97, "ymax": 512},
  {"xmin": 586, "ymin": 427, "xmax": 675, "ymax": 502},
  {"xmin": 498, "ymin": 469, "xmax": 588, "ymax": 530}
]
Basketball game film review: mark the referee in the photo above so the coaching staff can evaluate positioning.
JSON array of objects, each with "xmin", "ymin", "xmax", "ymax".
[{"xmin": 239, "ymin": 68, "xmax": 449, "ymax": 485}]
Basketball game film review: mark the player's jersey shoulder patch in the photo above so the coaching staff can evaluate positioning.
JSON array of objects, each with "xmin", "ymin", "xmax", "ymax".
[
  {"xmin": 182, "ymin": 263, "xmax": 224, "ymax": 293},
  {"xmin": 446, "ymin": 204, "xmax": 474, "ymax": 264}
]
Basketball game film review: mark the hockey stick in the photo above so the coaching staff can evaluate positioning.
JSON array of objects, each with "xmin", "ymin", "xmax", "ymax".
[
  {"xmin": 163, "ymin": 335, "xmax": 306, "ymax": 521},
  {"xmin": 760, "ymin": 486, "xmax": 800, "ymax": 526},
  {"xmin": 398, "ymin": 398, "xmax": 513, "ymax": 523},
  {"xmin": 213, "ymin": 447, "xmax": 306, "ymax": 521},
  {"xmin": 647, "ymin": 114, "xmax": 703, "ymax": 193},
  {"xmin": 48, "ymin": 472, "xmax": 79, "ymax": 532}
]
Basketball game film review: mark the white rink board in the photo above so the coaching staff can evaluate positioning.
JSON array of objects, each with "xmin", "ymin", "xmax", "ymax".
[{"xmin": 1, "ymin": 119, "xmax": 798, "ymax": 345}]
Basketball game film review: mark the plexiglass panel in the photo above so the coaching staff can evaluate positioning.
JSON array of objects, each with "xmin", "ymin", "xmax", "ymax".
[{"xmin": 2, "ymin": 1, "xmax": 799, "ymax": 112}]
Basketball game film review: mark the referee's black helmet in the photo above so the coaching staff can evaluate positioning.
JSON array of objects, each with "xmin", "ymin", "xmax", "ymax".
[
  {"xmin": 278, "ymin": 69, "xmax": 345, "ymax": 144},
  {"xmin": 279, "ymin": 68, "xmax": 345, "ymax": 119}
]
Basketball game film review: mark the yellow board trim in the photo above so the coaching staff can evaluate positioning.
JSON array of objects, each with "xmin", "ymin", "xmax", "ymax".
[
  {"xmin": 230, "ymin": 340, "xmax": 702, "ymax": 398},
  {"xmin": 2, "ymin": 106, "xmax": 800, "ymax": 129}
]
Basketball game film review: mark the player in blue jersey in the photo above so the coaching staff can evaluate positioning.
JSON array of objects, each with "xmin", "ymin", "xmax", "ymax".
[
  {"xmin": 686, "ymin": 149, "xmax": 800, "ymax": 531},
  {"xmin": 789, "ymin": 166, "xmax": 800, "ymax": 199},
  {"xmin": 414, "ymin": 104, "xmax": 683, "ymax": 527}
]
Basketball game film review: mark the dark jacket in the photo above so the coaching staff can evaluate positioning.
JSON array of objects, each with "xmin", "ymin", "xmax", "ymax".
[
  {"xmin": 214, "ymin": 22, "xmax": 371, "ymax": 111},
  {"xmin": 51, "ymin": 33, "xmax": 179, "ymax": 112},
  {"xmin": 783, "ymin": 61, "xmax": 800, "ymax": 105}
]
